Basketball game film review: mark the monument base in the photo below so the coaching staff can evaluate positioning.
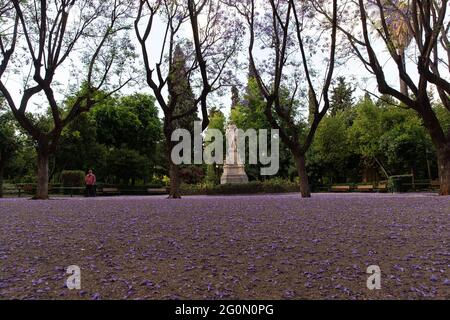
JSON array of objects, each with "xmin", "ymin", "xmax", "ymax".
[{"xmin": 220, "ymin": 164, "xmax": 249, "ymax": 184}]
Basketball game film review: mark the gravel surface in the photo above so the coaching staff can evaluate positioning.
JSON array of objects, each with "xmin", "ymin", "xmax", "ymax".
[{"xmin": 0, "ymin": 193, "xmax": 449, "ymax": 300}]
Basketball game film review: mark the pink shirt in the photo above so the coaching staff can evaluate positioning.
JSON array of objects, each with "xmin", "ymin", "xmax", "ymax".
[{"xmin": 85, "ymin": 174, "xmax": 96, "ymax": 185}]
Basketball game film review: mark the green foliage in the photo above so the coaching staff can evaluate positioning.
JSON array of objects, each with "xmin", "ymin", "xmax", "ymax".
[
  {"xmin": 308, "ymin": 93, "xmax": 436, "ymax": 185},
  {"xmin": 2, "ymin": 73, "xmax": 443, "ymax": 190},
  {"xmin": 208, "ymin": 180, "xmax": 298, "ymax": 194},
  {"xmin": 308, "ymin": 111, "xmax": 358, "ymax": 184},
  {"xmin": 169, "ymin": 44, "xmax": 198, "ymax": 132},
  {"xmin": 61, "ymin": 170, "xmax": 85, "ymax": 187},
  {"xmin": 230, "ymin": 78, "xmax": 268, "ymax": 181},
  {"xmin": 434, "ymin": 103, "xmax": 450, "ymax": 134},
  {"xmin": 388, "ymin": 175, "xmax": 413, "ymax": 193},
  {"xmin": 54, "ymin": 92, "xmax": 163, "ymax": 185},
  {"xmin": 179, "ymin": 166, "xmax": 204, "ymax": 184},
  {"xmin": 0, "ymin": 102, "xmax": 19, "ymax": 196},
  {"xmin": 93, "ymin": 93, "xmax": 161, "ymax": 151},
  {"xmin": 106, "ymin": 148, "xmax": 148, "ymax": 185},
  {"xmin": 205, "ymin": 164, "xmax": 219, "ymax": 185},
  {"xmin": 4, "ymin": 141, "xmax": 36, "ymax": 183},
  {"xmin": 314, "ymin": 114, "xmax": 352, "ymax": 164},
  {"xmin": 231, "ymin": 77, "xmax": 295, "ymax": 180},
  {"xmin": 348, "ymin": 97, "xmax": 383, "ymax": 160},
  {"xmin": 231, "ymin": 78, "xmax": 269, "ymax": 131},
  {"xmin": 0, "ymin": 107, "xmax": 18, "ymax": 166},
  {"xmin": 348, "ymin": 96, "xmax": 433, "ymax": 177},
  {"xmin": 207, "ymin": 107, "xmax": 226, "ymax": 134},
  {"xmin": 330, "ymin": 77, "xmax": 355, "ymax": 116},
  {"xmin": 205, "ymin": 107, "xmax": 226, "ymax": 185},
  {"xmin": 56, "ymin": 112, "xmax": 105, "ymax": 174},
  {"xmin": 179, "ymin": 179, "xmax": 299, "ymax": 195}
]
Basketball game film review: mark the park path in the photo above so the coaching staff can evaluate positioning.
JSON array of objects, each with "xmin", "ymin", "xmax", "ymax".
[{"xmin": 0, "ymin": 193, "xmax": 448, "ymax": 299}]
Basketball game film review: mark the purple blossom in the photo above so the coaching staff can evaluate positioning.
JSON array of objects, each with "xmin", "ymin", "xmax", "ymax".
[{"xmin": 0, "ymin": 193, "xmax": 448, "ymax": 299}]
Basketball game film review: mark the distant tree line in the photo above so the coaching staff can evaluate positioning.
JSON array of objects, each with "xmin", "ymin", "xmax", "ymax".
[
  {"xmin": 2, "ymin": 76, "xmax": 446, "ymax": 194},
  {"xmin": 0, "ymin": 0, "xmax": 449, "ymax": 198}
]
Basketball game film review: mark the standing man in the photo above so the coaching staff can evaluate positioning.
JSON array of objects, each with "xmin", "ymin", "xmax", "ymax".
[{"xmin": 85, "ymin": 169, "xmax": 96, "ymax": 197}]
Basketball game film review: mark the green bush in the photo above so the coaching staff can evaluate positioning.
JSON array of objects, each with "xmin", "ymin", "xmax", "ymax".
[
  {"xmin": 178, "ymin": 179, "xmax": 300, "ymax": 196},
  {"xmin": 260, "ymin": 178, "xmax": 299, "ymax": 193},
  {"xmin": 207, "ymin": 181, "xmax": 264, "ymax": 195},
  {"xmin": 388, "ymin": 175, "xmax": 413, "ymax": 192},
  {"xmin": 61, "ymin": 170, "xmax": 85, "ymax": 187},
  {"xmin": 180, "ymin": 182, "xmax": 213, "ymax": 195}
]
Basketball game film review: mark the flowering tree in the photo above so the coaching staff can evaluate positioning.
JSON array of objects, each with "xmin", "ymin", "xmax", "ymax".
[
  {"xmin": 228, "ymin": 0, "xmax": 338, "ymax": 197},
  {"xmin": 373, "ymin": 0, "xmax": 413, "ymax": 95},
  {"xmin": 134, "ymin": 0, "xmax": 242, "ymax": 198},
  {"xmin": 0, "ymin": 0, "xmax": 136, "ymax": 199},
  {"xmin": 331, "ymin": 0, "xmax": 450, "ymax": 195}
]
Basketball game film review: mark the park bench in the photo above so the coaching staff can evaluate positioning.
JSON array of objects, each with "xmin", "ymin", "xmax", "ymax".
[
  {"xmin": 99, "ymin": 187, "xmax": 120, "ymax": 196},
  {"xmin": 1, "ymin": 186, "xmax": 22, "ymax": 197},
  {"xmin": 330, "ymin": 185, "xmax": 351, "ymax": 192},
  {"xmin": 375, "ymin": 182, "xmax": 388, "ymax": 192},
  {"xmin": 356, "ymin": 184, "xmax": 374, "ymax": 192}
]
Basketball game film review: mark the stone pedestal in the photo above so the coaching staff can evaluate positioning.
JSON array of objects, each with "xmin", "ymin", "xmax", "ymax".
[
  {"xmin": 220, "ymin": 164, "xmax": 249, "ymax": 184},
  {"xmin": 220, "ymin": 123, "xmax": 249, "ymax": 185}
]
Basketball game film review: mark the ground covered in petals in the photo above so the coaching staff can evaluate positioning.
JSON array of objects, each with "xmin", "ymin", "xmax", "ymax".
[{"xmin": 0, "ymin": 193, "xmax": 448, "ymax": 299}]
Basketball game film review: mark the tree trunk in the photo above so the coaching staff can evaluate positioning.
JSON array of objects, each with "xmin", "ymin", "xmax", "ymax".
[
  {"xmin": 417, "ymin": 98, "xmax": 450, "ymax": 196},
  {"xmin": 0, "ymin": 162, "xmax": 4, "ymax": 198},
  {"xmin": 34, "ymin": 148, "xmax": 50, "ymax": 200},
  {"xmin": 165, "ymin": 132, "xmax": 181, "ymax": 199},
  {"xmin": 294, "ymin": 153, "xmax": 311, "ymax": 198},
  {"xmin": 398, "ymin": 48, "xmax": 408, "ymax": 96},
  {"xmin": 168, "ymin": 159, "xmax": 181, "ymax": 198},
  {"xmin": 437, "ymin": 144, "xmax": 450, "ymax": 196}
]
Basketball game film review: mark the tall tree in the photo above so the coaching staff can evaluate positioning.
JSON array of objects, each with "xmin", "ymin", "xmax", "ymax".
[
  {"xmin": 230, "ymin": 0, "xmax": 338, "ymax": 197},
  {"xmin": 170, "ymin": 44, "xmax": 198, "ymax": 134},
  {"xmin": 376, "ymin": 0, "xmax": 413, "ymax": 95},
  {"xmin": 0, "ymin": 0, "xmax": 135, "ymax": 199},
  {"xmin": 332, "ymin": 0, "xmax": 450, "ymax": 195},
  {"xmin": 330, "ymin": 77, "xmax": 355, "ymax": 116},
  {"xmin": 135, "ymin": 0, "xmax": 242, "ymax": 198}
]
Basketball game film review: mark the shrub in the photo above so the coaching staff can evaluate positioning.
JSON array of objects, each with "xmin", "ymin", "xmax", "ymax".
[
  {"xmin": 162, "ymin": 175, "xmax": 170, "ymax": 186},
  {"xmin": 180, "ymin": 182, "xmax": 213, "ymax": 195},
  {"xmin": 178, "ymin": 179, "xmax": 302, "ymax": 196},
  {"xmin": 388, "ymin": 175, "xmax": 413, "ymax": 192},
  {"xmin": 61, "ymin": 170, "xmax": 85, "ymax": 187},
  {"xmin": 261, "ymin": 178, "xmax": 299, "ymax": 193},
  {"xmin": 206, "ymin": 181, "xmax": 264, "ymax": 195},
  {"xmin": 179, "ymin": 166, "xmax": 204, "ymax": 184}
]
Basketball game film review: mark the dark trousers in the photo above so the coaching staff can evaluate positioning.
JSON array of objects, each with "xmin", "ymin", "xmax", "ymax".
[{"xmin": 86, "ymin": 185, "xmax": 96, "ymax": 197}]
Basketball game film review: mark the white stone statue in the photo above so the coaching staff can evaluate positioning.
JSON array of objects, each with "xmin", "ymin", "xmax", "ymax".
[
  {"xmin": 221, "ymin": 122, "xmax": 248, "ymax": 184},
  {"xmin": 226, "ymin": 124, "xmax": 238, "ymax": 164}
]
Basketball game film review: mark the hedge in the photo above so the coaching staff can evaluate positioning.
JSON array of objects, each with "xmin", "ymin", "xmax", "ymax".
[
  {"xmin": 61, "ymin": 170, "xmax": 86, "ymax": 187},
  {"xmin": 179, "ymin": 180, "xmax": 299, "ymax": 196}
]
